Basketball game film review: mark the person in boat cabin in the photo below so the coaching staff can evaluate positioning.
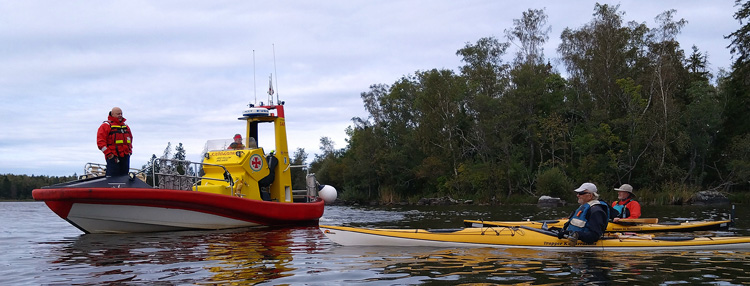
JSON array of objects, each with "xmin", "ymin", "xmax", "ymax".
[
  {"xmin": 96, "ymin": 107, "xmax": 133, "ymax": 177},
  {"xmin": 557, "ymin": 182, "xmax": 609, "ymax": 244},
  {"xmin": 611, "ymin": 184, "xmax": 642, "ymax": 222},
  {"xmin": 228, "ymin": 134, "xmax": 245, "ymax": 150},
  {"xmin": 247, "ymin": 137, "xmax": 257, "ymax": 149}
]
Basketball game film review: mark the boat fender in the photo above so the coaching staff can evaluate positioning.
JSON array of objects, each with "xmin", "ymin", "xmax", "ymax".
[{"xmin": 319, "ymin": 185, "xmax": 337, "ymax": 203}]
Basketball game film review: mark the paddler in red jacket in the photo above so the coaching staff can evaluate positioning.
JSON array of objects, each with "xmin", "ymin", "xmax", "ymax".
[
  {"xmin": 97, "ymin": 107, "xmax": 133, "ymax": 177},
  {"xmin": 611, "ymin": 184, "xmax": 642, "ymax": 222}
]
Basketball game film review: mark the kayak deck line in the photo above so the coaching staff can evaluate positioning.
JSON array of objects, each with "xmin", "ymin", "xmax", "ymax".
[{"xmin": 464, "ymin": 218, "xmax": 733, "ymax": 233}]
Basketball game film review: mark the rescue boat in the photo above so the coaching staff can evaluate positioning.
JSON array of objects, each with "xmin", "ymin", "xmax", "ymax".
[
  {"xmin": 33, "ymin": 103, "xmax": 337, "ymax": 234},
  {"xmin": 320, "ymin": 225, "xmax": 750, "ymax": 251},
  {"xmin": 463, "ymin": 218, "xmax": 733, "ymax": 233}
]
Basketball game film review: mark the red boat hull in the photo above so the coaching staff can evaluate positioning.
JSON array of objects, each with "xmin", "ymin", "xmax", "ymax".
[{"xmin": 33, "ymin": 188, "xmax": 325, "ymax": 234}]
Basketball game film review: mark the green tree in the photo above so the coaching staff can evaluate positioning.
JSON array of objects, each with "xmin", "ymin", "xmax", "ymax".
[
  {"xmin": 0, "ymin": 176, "xmax": 10, "ymax": 199},
  {"xmin": 505, "ymin": 8, "xmax": 550, "ymax": 65},
  {"xmin": 290, "ymin": 148, "xmax": 309, "ymax": 190},
  {"xmin": 412, "ymin": 69, "xmax": 469, "ymax": 196},
  {"xmin": 718, "ymin": 0, "xmax": 750, "ymax": 191},
  {"xmin": 311, "ymin": 137, "xmax": 347, "ymax": 198},
  {"xmin": 173, "ymin": 142, "xmax": 187, "ymax": 175},
  {"xmin": 456, "ymin": 37, "xmax": 511, "ymax": 200}
]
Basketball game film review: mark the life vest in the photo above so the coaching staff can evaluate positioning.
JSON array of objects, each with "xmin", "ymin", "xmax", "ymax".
[
  {"xmin": 567, "ymin": 200, "xmax": 610, "ymax": 232},
  {"xmin": 101, "ymin": 120, "xmax": 132, "ymax": 157},
  {"xmin": 612, "ymin": 198, "xmax": 634, "ymax": 218},
  {"xmin": 228, "ymin": 142, "xmax": 245, "ymax": 150}
]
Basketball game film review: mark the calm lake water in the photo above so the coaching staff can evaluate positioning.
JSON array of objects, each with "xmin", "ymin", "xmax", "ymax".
[{"xmin": 1, "ymin": 201, "xmax": 749, "ymax": 285}]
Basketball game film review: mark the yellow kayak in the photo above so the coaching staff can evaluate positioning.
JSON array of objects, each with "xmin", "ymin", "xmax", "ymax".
[
  {"xmin": 320, "ymin": 225, "xmax": 750, "ymax": 251},
  {"xmin": 463, "ymin": 218, "xmax": 733, "ymax": 233}
]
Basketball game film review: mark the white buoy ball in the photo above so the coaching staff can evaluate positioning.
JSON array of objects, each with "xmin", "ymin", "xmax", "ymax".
[{"xmin": 319, "ymin": 185, "xmax": 337, "ymax": 204}]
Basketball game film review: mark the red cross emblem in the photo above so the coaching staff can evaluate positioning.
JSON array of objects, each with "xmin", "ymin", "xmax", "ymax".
[{"xmin": 249, "ymin": 154, "xmax": 263, "ymax": 171}]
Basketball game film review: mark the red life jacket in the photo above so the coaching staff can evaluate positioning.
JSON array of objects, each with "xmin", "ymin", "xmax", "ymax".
[{"xmin": 97, "ymin": 116, "xmax": 132, "ymax": 158}]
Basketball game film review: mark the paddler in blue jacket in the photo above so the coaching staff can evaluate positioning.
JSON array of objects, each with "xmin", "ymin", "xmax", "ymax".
[{"xmin": 557, "ymin": 182, "xmax": 609, "ymax": 245}]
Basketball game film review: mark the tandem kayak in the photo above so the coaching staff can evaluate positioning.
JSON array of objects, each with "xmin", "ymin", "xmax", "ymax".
[
  {"xmin": 320, "ymin": 225, "xmax": 750, "ymax": 251},
  {"xmin": 463, "ymin": 218, "xmax": 733, "ymax": 233}
]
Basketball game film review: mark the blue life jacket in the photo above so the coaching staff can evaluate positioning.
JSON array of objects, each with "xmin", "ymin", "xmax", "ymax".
[
  {"xmin": 612, "ymin": 198, "xmax": 635, "ymax": 218},
  {"xmin": 567, "ymin": 200, "xmax": 609, "ymax": 232}
]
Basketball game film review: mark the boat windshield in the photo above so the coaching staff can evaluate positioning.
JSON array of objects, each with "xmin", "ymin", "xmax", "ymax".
[{"xmin": 202, "ymin": 139, "xmax": 235, "ymax": 152}]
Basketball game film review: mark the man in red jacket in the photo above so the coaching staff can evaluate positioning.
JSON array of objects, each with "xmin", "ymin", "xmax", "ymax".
[{"xmin": 97, "ymin": 107, "xmax": 133, "ymax": 177}]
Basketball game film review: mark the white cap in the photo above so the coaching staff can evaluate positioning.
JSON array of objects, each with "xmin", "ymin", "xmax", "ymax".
[{"xmin": 574, "ymin": 182, "xmax": 598, "ymax": 194}]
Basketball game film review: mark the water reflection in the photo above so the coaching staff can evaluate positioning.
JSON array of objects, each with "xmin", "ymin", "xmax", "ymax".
[
  {"xmin": 25, "ymin": 204, "xmax": 750, "ymax": 285},
  {"xmin": 45, "ymin": 227, "xmax": 328, "ymax": 285},
  {"xmin": 203, "ymin": 228, "xmax": 295, "ymax": 284},
  {"xmin": 320, "ymin": 245, "xmax": 750, "ymax": 285}
]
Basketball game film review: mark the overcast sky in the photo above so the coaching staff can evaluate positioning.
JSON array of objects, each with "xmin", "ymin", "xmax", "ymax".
[{"xmin": 0, "ymin": 1, "xmax": 740, "ymax": 176}]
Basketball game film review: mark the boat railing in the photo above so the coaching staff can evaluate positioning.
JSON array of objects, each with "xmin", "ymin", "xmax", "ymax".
[
  {"xmin": 150, "ymin": 158, "xmax": 234, "ymax": 191},
  {"xmin": 290, "ymin": 164, "xmax": 319, "ymax": 202},
  {"xmin": 79, "ymin": 162, "xmax": 147, "ymax": 181}
]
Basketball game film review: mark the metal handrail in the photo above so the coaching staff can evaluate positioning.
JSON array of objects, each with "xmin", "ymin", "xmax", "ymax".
[
  {"xmin": 80, "ymin": 162, "xmax": 146, "ymax": 180},
  {"xmin": 150, "ymin": 158, "xmax": 234, "ymax": 190}
]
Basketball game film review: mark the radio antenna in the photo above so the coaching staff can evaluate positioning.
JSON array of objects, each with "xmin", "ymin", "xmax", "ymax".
[
  {"xmin": 268, "ymin": 73, "xmax": 274, "ymax": 105},
  {"xmin": 253, "ymin": 49, "xmax": 257, "ymax": 106},
  {"xmin": 273, "ymin": 44, "xmax": 280, "ymax": 105}
]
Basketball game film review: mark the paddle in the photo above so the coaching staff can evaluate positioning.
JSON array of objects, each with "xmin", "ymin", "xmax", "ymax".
[
  {"xmin": 465, "ymin": 218, "xmax": 658, "ymax": 227},
  {"xmin": 520, "ymin": 225, "xmax": 696, "ymax": 242},
  {"xmin": 517, "ymin": 225, "xmax": 559, "ymax": 237},
  {"xmin": 463, "ymin": 219, "xmax": 561, "ymax": 228},
  {"xmin": 616, "ymin": 218, "xmax": 658, "ymax": 224},
  {"xmin": 519, "ymin": 225, "xmax": 696, "ymax": 244},
  {"xmin": 461, "ymin": 221, "xmax": 561, "ymax": 237},
  {"xmin": 607, "ymin": 232, "xmax": 695, "ymax": 241}
]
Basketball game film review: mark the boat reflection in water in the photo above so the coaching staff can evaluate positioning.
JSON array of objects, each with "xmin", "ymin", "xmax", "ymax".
[
  {"xmin": 203, "ymin": 228, "xmax": 297, "ymax": 284},
  {"xmin": 46, "ymin": 227, "xmax": 327, "ymax": 285}
]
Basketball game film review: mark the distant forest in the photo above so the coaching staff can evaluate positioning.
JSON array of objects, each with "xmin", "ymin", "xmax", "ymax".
[
  {"xmin": 0, "ymin": 174, "xmax": 77, "ymax": 200},
  {"xmin": 307, "ymin": 3, "xmax": 750, "ymax": 205},
  {"xmin": 6, "ymin": 3, "xmax": 750, "ymax": 206}
]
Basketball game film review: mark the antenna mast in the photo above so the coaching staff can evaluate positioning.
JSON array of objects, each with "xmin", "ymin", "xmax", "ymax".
[
  {"xmin": 253, "ymin": 49, "xmax": 257, "ymax": 106},
  {"xmin": 273, "ymin": 44, "xmax": 280, "ymax": 104},
  {"xmin": 268, "ymin": 73, "xmax": 274, "ymax": 105}
]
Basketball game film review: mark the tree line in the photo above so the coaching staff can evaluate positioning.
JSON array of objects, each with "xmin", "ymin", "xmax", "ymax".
[
  {"xmin": 307, "ymin": 3, "xmax": 750, "ymax": 205},
  {"xmin": 0, "ymin": 174, "xmax": 77, "ymax": 200}
]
